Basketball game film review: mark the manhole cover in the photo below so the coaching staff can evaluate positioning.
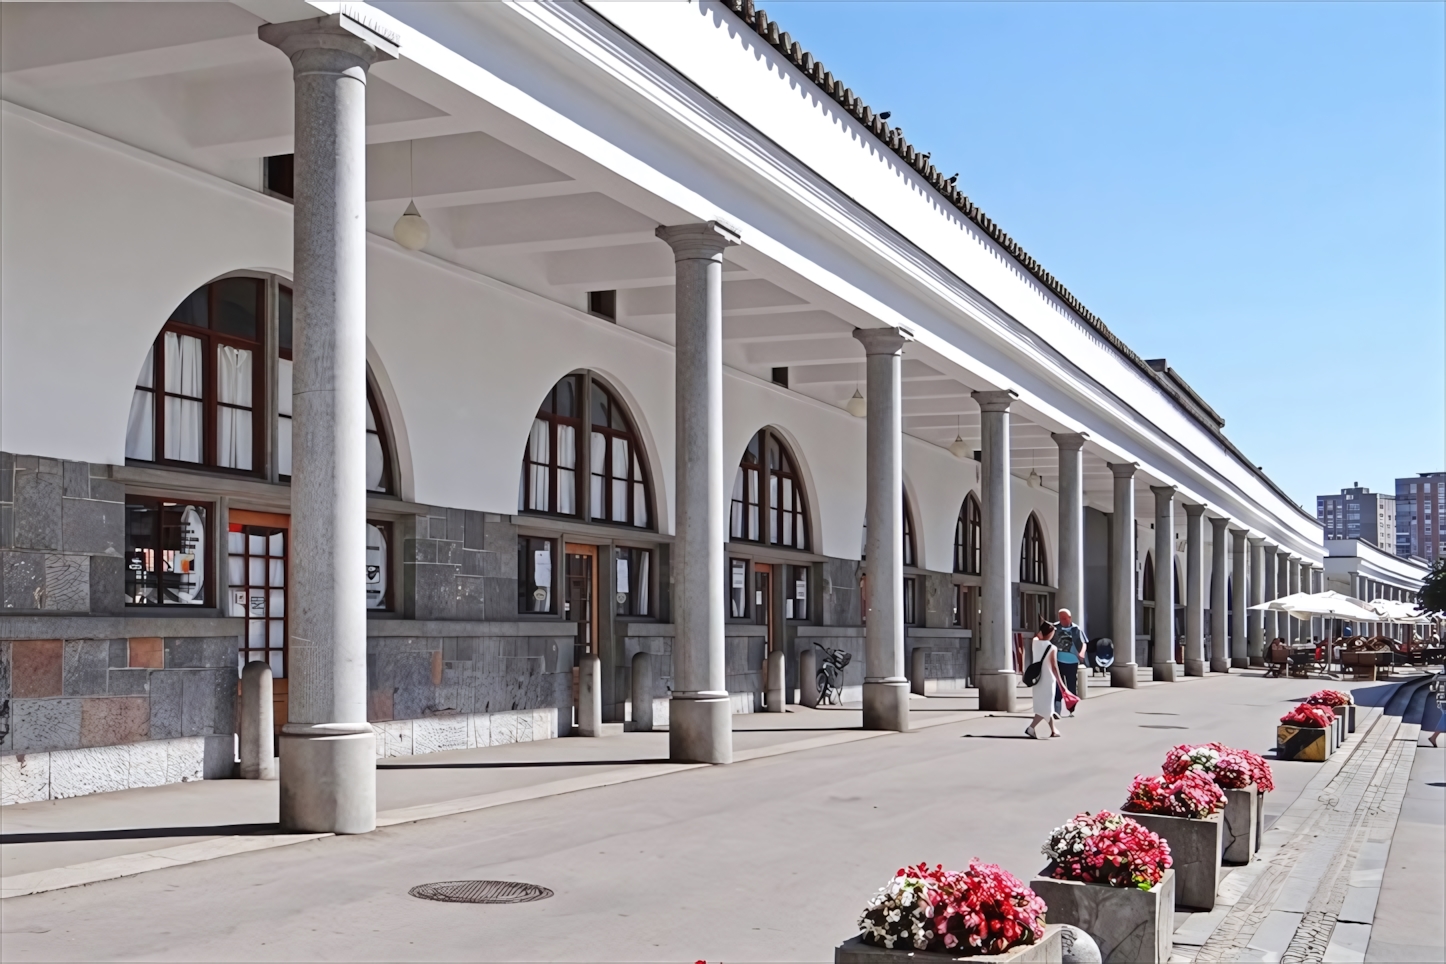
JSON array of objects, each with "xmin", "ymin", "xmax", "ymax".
[{"xmin": 409, "ymin": 880, "xmax": 553, "ymax": 904}]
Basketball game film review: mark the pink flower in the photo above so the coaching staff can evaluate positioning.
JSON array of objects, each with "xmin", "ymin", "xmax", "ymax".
[
  {"xmin": 1123, "ymin": 771, "xmax": 1226, "ymax": 819},
  {"xmin": 1281, "ymin": 703, "xmax": 1336, "ymax": 728}
]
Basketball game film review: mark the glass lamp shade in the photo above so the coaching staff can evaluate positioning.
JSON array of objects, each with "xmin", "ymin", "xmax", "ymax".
[
  {"xmin": 393, "ymin": 201, "xmax": 430, "ymax": 251},
  {"xmin": 949, "ymin": 435, "xmax": 969, "ymax": 459},
  {"xmin": 1028, "ymin": 469, "xmax": 1041, "ymax": 488},
  {"xmin": 845, "ymin": 388, "xmax": 867, "ymax": 418}
]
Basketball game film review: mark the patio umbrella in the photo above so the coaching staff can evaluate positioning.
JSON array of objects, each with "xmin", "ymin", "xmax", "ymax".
[
  {"xmin": 1249, "ymin": 591, "xmax": 1379, "ymax": 622},
  {"xmin": 1367, "ymin": 599, "xmax": 1434, "ymax": 625}
]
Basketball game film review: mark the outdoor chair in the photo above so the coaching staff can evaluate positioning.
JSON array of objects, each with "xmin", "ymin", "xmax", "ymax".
[{"xmin": 1265, "ymin": 642, "xmax": 1289, "ymax": 678}]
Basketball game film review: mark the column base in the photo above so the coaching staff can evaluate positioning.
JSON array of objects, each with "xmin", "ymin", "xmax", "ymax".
[
  {"xmin": 1249, "ymin": 656, "xmax": 1265, "ymax": 668},
  {"xmin": 862, "ymin": 680, "xmax": 910, "ymax": 731},
  {"xmin": 279, "ymin": 724, "xmax": 376, "ymax": 834},
  {"xmin": 1209, "ymin": 659, "xmax": 1231, "ymax": 674},
  {"xmin": 1152, "ymin": 662, "xmax": 1176, "ymax": 682},
  {"xmin": 1185, "ymin": 659, "xmax": 1207, "ymax": 677},
  {"xmin": 669, "ymin": 694, "xmax": 732, "ymax": 764},
  {"xmin": 1110, "ymin": 663, "xmax": 1138, "ymax": 688},
  {"xmin": 978, "ymin": 672, "xmax": 1018, "ymax": 712},
  {"xmin": 1231, "ymin": 657, "xmax": 1250, "ymax": 669}
]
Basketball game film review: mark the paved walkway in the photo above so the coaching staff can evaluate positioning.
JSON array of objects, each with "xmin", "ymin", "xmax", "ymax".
[
  {"xmin": 0, "ymin": 668, "xmax": 1182, "ymax": 896},
  {"xmin": 2, "ymin": 671, "xmax": 1405, "ymax": 962},
  {"xmin": 1172, "ymin": 675, "xmax": 1438, "ymax": 963}
]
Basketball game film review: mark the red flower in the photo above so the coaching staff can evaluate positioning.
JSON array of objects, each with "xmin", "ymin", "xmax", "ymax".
[
  {"xmin": 1123, "ymin": 771, "xmax": 1226, "ymax": 819},
  {"xmin": 1281, "ymin": 703, "xmax": 1336, "ymax": 728},
  {"xmin": 1305, "ymin": 689, "xmax": 1351, "ymax": 707},
  {"xmin": 858, "ymin": 861, "xmax": 1046, "ymax": 954}
]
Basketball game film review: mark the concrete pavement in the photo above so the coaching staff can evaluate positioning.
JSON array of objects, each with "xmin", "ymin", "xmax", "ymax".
[{"xmin": 0, "ymin": 672, "xmax": 1433, "ymax": 962}]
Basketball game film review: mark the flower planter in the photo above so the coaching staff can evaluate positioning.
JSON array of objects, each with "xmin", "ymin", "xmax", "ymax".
[
  {"xmin": 1255, "ymin": 789, "xmax": 1266, "ymax": 852},
  {"xmin": 1125, "ymin": 812, "xmax": 1221, "ymax": 910},
  {"xmin": 1333, "ymin": 707, "xmax": 1349, "ymax": 743},
  {"xmin": 1276, "ymin": 724, "xmax": 1329, "ymax": 762},
  {"xmin": 1221, "ymin": 785, "xmax": 1257, "ymax": 865},
  {"xmin": 1345, "ymin": 704, "xmax": 1356, "ymax": 733},
  {"xmin": 835, "ymin": 926, "xmax": 1064, "ymax": 963},
  {"xmin": 1031, "ymin": 871, "xmax": 1173, "ymax": 963}
]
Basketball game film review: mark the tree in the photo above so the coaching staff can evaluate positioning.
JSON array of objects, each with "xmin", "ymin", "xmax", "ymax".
[{"xmin": 1420, "ymin": 558, "xmax": 1446, "ymax": 617}]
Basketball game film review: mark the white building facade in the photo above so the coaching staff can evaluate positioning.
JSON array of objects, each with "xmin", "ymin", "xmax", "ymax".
[{"xmin": 0, "ymin": 1, "xmax": 1322, "ymax": 820}]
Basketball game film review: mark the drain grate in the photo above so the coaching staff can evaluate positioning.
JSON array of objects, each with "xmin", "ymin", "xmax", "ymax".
[{"xmin": 409, "ymin": 880, "xmax": 554, "ymax": 904}]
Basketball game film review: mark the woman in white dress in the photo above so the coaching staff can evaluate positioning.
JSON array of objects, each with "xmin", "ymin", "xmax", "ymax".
[{"xmin": 1026, "ymin": 621, "xmax": 1064, "ymax": 740}]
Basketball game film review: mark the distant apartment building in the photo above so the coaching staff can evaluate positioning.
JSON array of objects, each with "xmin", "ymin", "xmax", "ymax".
[
  {"xmin": 1317, "ymin": 484, "xmax": 1395, "ymax": 548},
  {"xmin": 1396, "ymin": 472, "xmax": 1446, "ymax": 561}
]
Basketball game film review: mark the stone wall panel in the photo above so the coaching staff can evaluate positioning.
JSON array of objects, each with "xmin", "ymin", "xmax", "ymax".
[
  {"xmin": 80, "ymin": 696, "xmax": 150, "ymax": 746},
  {"xmin": 11, "ymin": 638, "xmax": 62, "ymax": 697},
  {"xmin": 0, "ymin": 750, "xmax": 50, "ymax": 805},
  {"xmin": 13, "ymin": 697, "xmax": 83, "ymax": 751},
  {"xmin": 2, "ymin": 551, "xmax": 46, "ymax": 610},
  {"xmin": 62, "ymin": 638, "xmax": 112, "ymax": 695},
  {"xmin": 13, "ymin": 460, "xmax": 61, "ymax": 550}
]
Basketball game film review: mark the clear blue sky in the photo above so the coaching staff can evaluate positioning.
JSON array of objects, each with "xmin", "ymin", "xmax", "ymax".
[{"xmin": 765, "ymin": 0, "xmax": 1444, "ymax": 510}]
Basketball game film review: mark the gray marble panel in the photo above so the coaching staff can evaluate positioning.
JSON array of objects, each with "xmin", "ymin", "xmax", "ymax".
[
  {"xmin": 2, "ymin": 550, "xmax": 45, "ymax": 610},
  {"xmin": 164, "ymin": 637, "xmax": 235, "ymax": 669},
  {"xmin": 107, "ymin": 667, "xmax": 150, "ymax": 696},
  {"xmin": 42, "ymin": 554, "xmax": 90, "ymax": 611},
  {"xmin": 61, "ymin": 497, "xmax": 124, "ymax": 556},
  {"xmin": 13, "ymin": 464, "xmax": 61, "ymax": 551},
  {"xmin": 13, "ymin": 697, "xmax": 83, "ymax": 751},
  {"xmin": 149, "ymin": 670, "xmax": 184, "ymax": 739},
  {"xmin": 62, "ymin": 638, "xmax": 111, "ymax": 695},
  {"xmin": 62, "ymin": 461, "xmax": 90, "ymax": 498}
]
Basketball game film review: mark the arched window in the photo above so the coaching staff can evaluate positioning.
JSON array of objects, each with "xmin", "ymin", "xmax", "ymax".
[
  {"xmin": 520, "ymin": 373, "xmax": 652, "ymax": 528},
  {"xmin": 127, "ymin": 277, "xmax": 265, "ymax": 472},
  {"xmin": 588, "ymin": 381, "xmax": 650, "ymax": 528},
  {"xmin": 1142, "ymin": 552, "xmax": 1155, "ymax": 600},
  {"xmin": 521, "ymin": 375, "xmax": 581, "ymax": 517},
  {"xmin": 730, "ymin": 429, "xmax": 808, "ymax": 549},
  {"xmin": 902, "ymin": 492, "xmax": 916, "ymax": 568},
  {"xmin": 954, "ymin": 494, "xmax": 981, "ymax": 575},
  {"xmin": 127, "ymin": 277, "xmax": 396, "ymax": 493},
  {"xmin": 1020, "ymin": 513, "xmax": 1048, "ymax": 585}
]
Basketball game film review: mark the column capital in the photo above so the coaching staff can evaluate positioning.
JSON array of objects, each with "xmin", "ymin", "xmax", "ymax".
[
  {"xmin": 1209, "ymin": 515, "xmax": 1231, "ymax": 532},
  {"xmin": 1262, "ymin": 542, "xmax": 1278, "ymax": 554},
  {"xmin": 259, "ymin": 13, "xmax": 398, "ymax": 64},
  {"xmin": 1229, "ymin": 525, "xmax": 1250, "ymax": 536},
  {"xmin": 971, "ymin": 389, "xmax": 1017, "ymax": 413},
  {"xmin": 1051, "ymin": 432, "xmax": 1087, "ymax": 450},
  {"xmin": 1184, "ymin": 502, "xmax": 1207, "ymax": 517},
  {"xmin": 1247, "ymin": 534, "xmax": 1265, "ymax": 546},
  {"xmin": 656, "ymin": 221, "xmax": 740, "ymax": 260},
  {"xmin": 852, "ymin": 326, "xmax": 914, "ymax": 355},
  {"xmin": 1150, "ymin": 484, "xmax": 1177, "ymax": 499},
  {"xmin": 1107, "ymin": 461, "xmax": 1138, "ymax": 479}
]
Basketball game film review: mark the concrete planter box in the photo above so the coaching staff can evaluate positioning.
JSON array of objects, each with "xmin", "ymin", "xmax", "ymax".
[
  {"xmin": 1222, "ymin": 785, "xmax": 1257, "ymax": 864},
  {"xmin": 1344, "ymin": 704, "xmax": 1356, "ymax": 733},
  {"xmin": 1031, "ymin": 871, "xmax": 1173, "ymax": 963},
  {"xmin": 1126, "ymin": 812, "xmax": 1221, "ymax": 910},
  {"xmin": 1255, "ymin": 790, "xmax": 1266, "ymax": 853},
  {"xmin": 1276, "ymin": 724, "xmax": 1329, "ymax": 762},
  {"xmin": 835, "ymin": 926, "xmax": 1064, "ymax": 963},
  {"xmin": 1332, "ymin": 707, "xmax": 1349, "ymax": 742}
]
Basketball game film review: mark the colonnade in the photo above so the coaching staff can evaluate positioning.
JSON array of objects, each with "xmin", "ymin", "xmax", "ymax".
[{"xmin": 262, "ymin": 12, "xmax": 1320, "ymax": 833}]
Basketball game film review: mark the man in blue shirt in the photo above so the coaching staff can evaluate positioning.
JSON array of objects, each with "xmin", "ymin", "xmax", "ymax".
[{"xmin": 1054, "ymin": 608, "xmax": 1087, "ymax": 716}]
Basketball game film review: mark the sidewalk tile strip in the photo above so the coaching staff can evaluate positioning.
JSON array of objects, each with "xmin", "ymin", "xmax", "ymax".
[{"xmin": 1322, "ymin": 922, "xmax": 1371, "ymax": 963}]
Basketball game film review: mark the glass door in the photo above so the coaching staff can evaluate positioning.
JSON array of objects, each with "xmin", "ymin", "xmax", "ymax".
[
  {"xmin": 753, "ymin": 562, "xmax": 773, "ymax": 650},
  {"xmin": 565, "ymin": 544, "xmax": 599, "ymax": 706},
  {"xmin": 227, "ymin": 509, "xmax": 289, "ymax": 731}
]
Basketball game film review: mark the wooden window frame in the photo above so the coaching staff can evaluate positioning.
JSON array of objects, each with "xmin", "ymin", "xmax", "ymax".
[
  {"xmin": 1020, "ymin": 513, "xmax": 1048, "ymax": 587},
  {"xmin": 955, "ymin": 494, "xmax": 981, "ymax": 575},
  {"xmin": 731, "ymin": 429, "xmax": 810, "ymax": 550}
]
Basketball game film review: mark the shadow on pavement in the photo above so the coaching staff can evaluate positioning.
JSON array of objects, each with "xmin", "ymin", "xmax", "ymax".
[{"xmin": 1, "ymin": 824, "xmax": 283, "ymax": 845}]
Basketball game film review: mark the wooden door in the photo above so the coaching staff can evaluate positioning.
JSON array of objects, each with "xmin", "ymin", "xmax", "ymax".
[
  {"xmin": 753, "ymin": 562, "xmax": 773, "ymax": 651},
  {"xmin": 565, "ymin": 544, "xmax": 599, "ymax": 704}
]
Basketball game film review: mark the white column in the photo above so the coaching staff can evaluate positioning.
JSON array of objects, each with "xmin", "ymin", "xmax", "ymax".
[
  {"xmin": 1054, "ymin": 433, "xmax": 1087, "ymax": 700},
  {"xmin": 1248, "ymin": 537, "xmax": 1266, "ymax": 665},
  {"xmin": 1053, "ymin": 434, "xmax": 1086, "ymax": 621},
  {"xmin": 1184, "ymin": 503, "xmax": 1206, "ymax": 677},
  {"xmin": 1109, "ymin": 463, "xmax": 1138, "ymax": 688},
  {"xmin": 1151, "ymin": 485, "xmax": 1177, "ymax": 682},
  {"xmin": 1231, "ymin": 528, "xmax": 1249, "ymax": 668},
  {"xmin": 1288, "ymin": 557, "xmax": 1302, "ymax": 642},
  {"xmin": 1209, "ymin": 517, "xmax": 1231, "ymax": 673},
  {"xmin": 260, "ymin": 14, "xmax": 396, "ymax": 835},
  {"xmin": 1262, "ymin": 543, "xmax": 1278, "ymax": 649},
  {"xmin": 855, "ymin": 327, "xmax": 913, "ymax": 732},
  {"xmin": 657, "ymin": 221, "xmax": 739, "ymax": 765},
  {"xmin": 974, "ymin": 390, "xmax": 1017, "ymax": 711}
]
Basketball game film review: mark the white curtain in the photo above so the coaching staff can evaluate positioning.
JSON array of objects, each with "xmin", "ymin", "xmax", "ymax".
[
  {"xmin": 276, "ymin": 357, "xmax": 293, "ymax": 477},
  {"xmin": 556, "ymin": 424, "xmax": 576, "ymax": 515},
  {"xmin": 528, "ymin": 418, "xmax": 550, "ymax": 510},
  {"xmin": 590, "ymin": 431, "xmax": 606, "ymax": 519},
  {"xmin": 611, "ymin": 437, "xmax": 628, "ymax": 522},
  {"xmin": 126, "ymin": 344, "xmax": 156, "ymax": 461},
  {"xmin": 216, "ymin": 345, "xmax": 252, "ymax": 470},
  {"xmin": 632, "ymin": 453, "xmax": 648, "ymax": 528},
  {"xmin": 164, "ymin": 333, "xmax": 203, "ymax": 463}
]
